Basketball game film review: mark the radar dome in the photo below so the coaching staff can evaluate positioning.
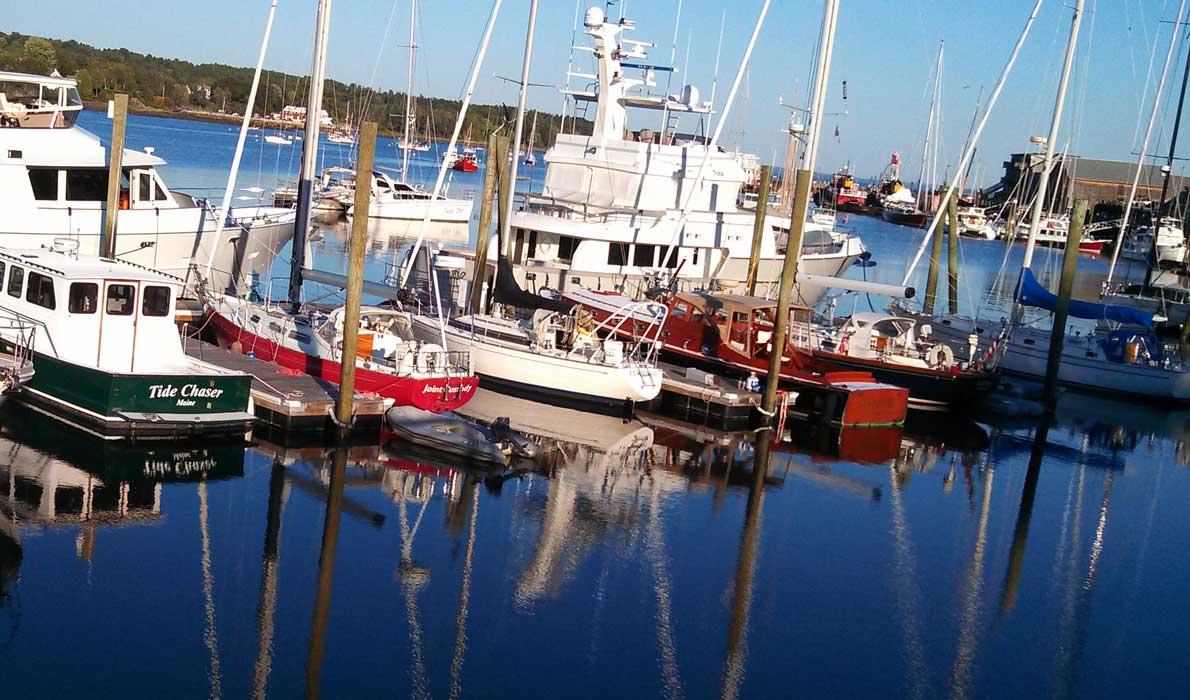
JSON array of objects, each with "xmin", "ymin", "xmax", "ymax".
[
  {"xmin": 584, "ymin": 7, "xmax": 605, "ymax": 28},
  {"xmin": 680, "ymin": 84, "xmax": 700, "ymax": 108}
]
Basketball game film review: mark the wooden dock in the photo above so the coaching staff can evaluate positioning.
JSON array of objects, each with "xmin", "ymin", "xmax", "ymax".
[
  {"xmin": 648, "ymin": 362, "xmax": 764, "ymax": 431},
  {"xmin": 183, "ymin": 337, "xmax": 387, "ymax": 444}
]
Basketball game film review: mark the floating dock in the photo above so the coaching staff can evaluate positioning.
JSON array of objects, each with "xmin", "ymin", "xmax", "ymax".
[
  {"xmin": 183, "ymin": 337, "xmax": 387, "ymax": 444},
  {"xmin": 649, "ymin": 363, "xmax": 763, "ymax": 431}
]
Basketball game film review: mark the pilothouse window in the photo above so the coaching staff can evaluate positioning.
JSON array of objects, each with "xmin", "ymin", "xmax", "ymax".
[
  {"xmin": 68, "ymin": 282, "xmax": 98, "ymax": 313},
  {"xmin": 6, "ymin": 266, "xmax": 23, "ymax": 298},
  {"xmin": 28, "ymin": 168, "xmax": 58, "ymax": 200},
  {"xmin": 25, "ymin": 272, "xmax": 55, "ymax": 310},
  {"xmin": 105, "ymin": 285, "xmax": 135, "ymax": 316},
  {"xmin": 142, "ymin": 286, "xmax": 171, "ymax": 317},
  {"xmin": 66, "ymin": 169, "xmax": 108, "ymax": 201}
]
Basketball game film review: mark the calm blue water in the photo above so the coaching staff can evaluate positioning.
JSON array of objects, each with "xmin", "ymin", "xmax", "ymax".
[{"xmin": 0, "ymin": 112, "xmax": 1186, "ymax": 699}]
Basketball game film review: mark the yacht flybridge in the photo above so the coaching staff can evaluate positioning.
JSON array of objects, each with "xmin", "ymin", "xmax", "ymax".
[
  {"xmin": 0, "ymin": 72, "xmax": 295, "ymax": 293},
  {"xmin": 437, "ymin": 7, "xmax": 865, "ymax": 306}
]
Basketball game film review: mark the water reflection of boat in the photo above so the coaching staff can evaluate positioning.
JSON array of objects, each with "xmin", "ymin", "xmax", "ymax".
[
  {"xmin": 0, "ymin": 402, "xmax": 246, "ymax": 483},
  {"xmin": 0, "ymin": 512, "xmax": 18, "ymax": 602}
]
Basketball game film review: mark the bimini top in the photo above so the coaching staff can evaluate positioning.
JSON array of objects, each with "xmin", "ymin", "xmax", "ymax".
[{"xmin": 0, "ymin": 247, "xmax": 184, "ymax": 285}]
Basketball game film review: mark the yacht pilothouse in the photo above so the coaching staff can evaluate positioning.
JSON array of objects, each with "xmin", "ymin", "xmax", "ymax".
[
  {"xmin": 437, "ymin": 8, "xmax": 866, "ymax": 305},
  {"xmin": 0, "ymin": 72, "xmax": 295, "ymax": 292}
]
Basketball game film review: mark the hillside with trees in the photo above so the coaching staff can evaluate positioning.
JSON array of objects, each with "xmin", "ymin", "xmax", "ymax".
[{"xmin": 0, "ymin": 31, "xmax": 589, "ymax": 143}]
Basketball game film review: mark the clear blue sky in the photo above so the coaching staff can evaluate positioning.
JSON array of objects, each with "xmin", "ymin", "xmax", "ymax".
[{"xmin": 5, "ymin": 0, "xmax": 1184, "ymax": 184}]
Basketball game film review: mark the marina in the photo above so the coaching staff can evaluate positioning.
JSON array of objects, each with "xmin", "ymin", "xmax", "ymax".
[{"xmin": 2, "ymin": 0, "xmax": 1190, "ymax": 697}]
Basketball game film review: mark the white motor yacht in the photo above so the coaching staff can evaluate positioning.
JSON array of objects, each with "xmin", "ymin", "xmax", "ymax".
[
  {"xmin": 440, "ymin": 8, "xmax": 865, "ymax": 306},
  {"xmin": 345, "ymin": 171, "xmax": 472, "ymax": 223},
  {"xmin": 0, "ymin": 71, "xmax": 295, "ymax": 293}
]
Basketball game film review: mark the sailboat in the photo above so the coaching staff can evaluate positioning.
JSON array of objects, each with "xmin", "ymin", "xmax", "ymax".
[
  {"xmin": 327, "ymin": 100, "xmax": 355, "ymax": 144},
  {"xmin": 355, "ymin": 0, "xmax": 473, "ymax": 223},
  {"xmin": 523, "ymin": 110, "xmax": 538, "ymax": 166},
  {"xmin": 402, "ymin": 3, "xmax": 664, "ymax": 413},
  {"xmin": 208, "ymin": 0, "xmax": 479, "ymax": 413},
  {"xmin": 911, "ymin": 0, "xmax": 1190, "ymax": 404}
]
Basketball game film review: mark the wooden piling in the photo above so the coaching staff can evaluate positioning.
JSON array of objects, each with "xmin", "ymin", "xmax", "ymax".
[
  {"xmin": 1042, "ymin": 198, "xmax": 1087, "ymax": 409},
  {"xmin": 746, "ymin": 165, "xmax": 773, "ymax": 296},
  {"xmin": 469, "ymin": 134, "xmax": 508, "ymax": 313},
  {"xmin": 496, "ymin": 136, "xmax": 513, "ymax": 260},
  {"xmin": 761, "ymin": 169, "xmax": 812, "ymax": 418},
  {"xmin": 101, "ymin": 94, "xmax": 129, "ymax": 259},
  {"xmin": 922, "ymin": 192, "xmax": 945, "ymax": 315},
  {"xmin": 947, "ymin": 190, "xmax": 960, "ymax": 314},
  {"xmin": 335, "ymin": 122, "xmax": 377, "ymax": 432}
]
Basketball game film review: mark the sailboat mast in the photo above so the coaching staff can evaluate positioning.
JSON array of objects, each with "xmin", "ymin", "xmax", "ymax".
[
  {"xmin": 1107, "ymin": 0, "xmax": 1189, "ymax": 285},
  {"xmin": 402, "ymin": 0, "xmax": 417, "ymax": 178},
  {"xmin": 1021, "ymin": 0, "xmax": 1084, "ymax": 270},
  {"xmin": 916, "ymin": 42, "xmax": 942, "ymax": 213},
  {"xmin": 202, "ymin": 0, "xmax": 278, "ymax": 283},
  {"xmin": 498, "ymin": 0, "xmax": 540, "ymax": 258},
  {"xmin": 288, "ymin": 0, "xmax": 333, "ymax": 311},
  {"xmin": 1156, "ymin": 36, "xmax": 1190, "ymax": 222}
]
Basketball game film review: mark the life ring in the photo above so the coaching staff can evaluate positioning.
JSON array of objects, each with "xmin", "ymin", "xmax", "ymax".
[{"xmin": 926, "ymin": 343, "xmax": 955, "ymax": 369}]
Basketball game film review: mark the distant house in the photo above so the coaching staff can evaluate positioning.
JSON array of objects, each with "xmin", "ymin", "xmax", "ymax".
[
  {"xmin": 279, "ymin": 105, "xmax": 332, "ymax": 127},
  {"xmin": 192, "ymin": 84, "xmax": 213, "ymax": 100},
  {"xmin": 987, "ymin": 153, "xmax": 1190, "ymax": 209}
]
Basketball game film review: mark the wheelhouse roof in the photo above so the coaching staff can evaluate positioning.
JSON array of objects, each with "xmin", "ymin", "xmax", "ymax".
[
  {"xmin": 0, "ymin": 248, "xmax": 184, "ymax": 284},
  {"xmin": 0, "ymin": 71, "xmax": 78, "ymax": 89}
]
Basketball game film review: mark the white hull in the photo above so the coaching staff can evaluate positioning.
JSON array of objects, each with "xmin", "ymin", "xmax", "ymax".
[
  {"xmin": 0, "ymin": 206, "xmax": 294, "ymax": 292},
  {"xmin": 410, "ymin": 315, "xmax": 661, "ymax": 406},
  {"xmin": 922, "ymin": 314, "xmax": 1190, "ymax": 402},
  {"xmin": 356, "ymin": 196, "xmax": 473, "ymax": 223}
]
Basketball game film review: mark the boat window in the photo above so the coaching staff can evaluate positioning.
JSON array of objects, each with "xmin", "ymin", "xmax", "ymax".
[
  {"xmin": 66, "ymin": 169, "xmax": 110, "ymax": 201},
  {"xmin": 660, "ymin": 246, "xmax": 680, "ymax": 269},
  {"xmin": 557, "ymin": 236, "xmax": 579, "ymax": 262},
  {"xmin": 25, "ymin": 272, "xmax": 55, "ymax": 310},
  {"xmin": 672, "ymin": 301, "xmax": 689, "ymax": 320},
  {"xmin": 608, "ymin": 243, "xmax": 629, "ymax": 266},
  {"xmin": 137, "ymin": 172, "xmax": 154, "ymax": 202},
  {"xmin": 692, "ymin": 248, "xmax": 699, "ymax": 265},
  {"xmin": 633, "ymin": 244, "xmax": 656, "ymax": 267},
  {"xmin": 0, "ymin": 264, "xmax": 5, "ymax": 290},
  {"xmin": 68, "ymin": 282, "xmax": 98, "ymax": 314},
  {"xmin": 105, "ymin": 284, "xmax": 136, "ymax": 316},
  {"xmin": 142, "ymin": 285, "xmax": 171, "ymax": 317},
  {"xmin": 6, "ymin": 266, "xmax": 23, "ymax": 298},
  {"xmin": 27, "ymin": 168, "xmax": 58, "ymax": 200}
]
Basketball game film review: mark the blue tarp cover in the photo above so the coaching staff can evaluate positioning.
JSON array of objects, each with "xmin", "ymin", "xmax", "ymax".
[{"xmin": 1015, "ymin": 268, "xmax": 1153, "ymax": 327}]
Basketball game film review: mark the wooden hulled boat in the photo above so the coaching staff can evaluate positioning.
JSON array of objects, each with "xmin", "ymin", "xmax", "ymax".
[{"xmin": 563, "ymin": 288, "xmax": 909, "ymax": 427}]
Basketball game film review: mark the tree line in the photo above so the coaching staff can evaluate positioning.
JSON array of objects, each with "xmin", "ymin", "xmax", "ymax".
[{"xmin": 0, "ymin": 31, "xmax": 589, "ymax": 143}]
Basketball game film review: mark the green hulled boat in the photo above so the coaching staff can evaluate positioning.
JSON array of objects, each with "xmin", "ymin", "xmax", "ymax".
[{"xmin": 0, "ymin": 247, "xmax": 253, "ymax": 439}]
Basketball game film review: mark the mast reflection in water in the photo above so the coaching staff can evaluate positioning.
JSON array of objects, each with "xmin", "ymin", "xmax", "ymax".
[{"xmin": 0, "ymin": 388, "xmax": 1185, "ymax": 697}]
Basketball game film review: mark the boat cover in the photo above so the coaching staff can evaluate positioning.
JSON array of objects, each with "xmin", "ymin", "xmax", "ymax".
[
  {"xmin": 1016, "ymin": 268, "xmax": 1153, "ymax": 327},
  {"xmin": 492, "ymin": 256, "xmax": 575, "ymax": 314}
]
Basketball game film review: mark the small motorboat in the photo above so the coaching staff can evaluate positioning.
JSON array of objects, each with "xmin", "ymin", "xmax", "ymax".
[
  {"xmin": 384, "ymin": 405, "xmax": 506, "ymax": 465},
  {"xmin": 450, "ymin": 152, "xmax": 479, "ymax": 173},
  {"xmin": 264, "ymin": 134, "xmax": 293, "ymax": 146}
]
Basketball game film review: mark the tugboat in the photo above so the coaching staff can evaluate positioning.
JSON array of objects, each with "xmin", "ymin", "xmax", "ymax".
[
  {"xmin": 816, "ymin": 167, "xmax": 868, "ymax": 212},
  {"xmin": 0, "ymin": 244, "xmax": 254, "ymax": 439}
]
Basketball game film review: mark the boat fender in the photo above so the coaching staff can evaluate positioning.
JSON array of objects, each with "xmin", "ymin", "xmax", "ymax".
[{"xmin": 926, "ymin": 343, "xmax": 955, "ymax": 369}]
